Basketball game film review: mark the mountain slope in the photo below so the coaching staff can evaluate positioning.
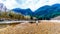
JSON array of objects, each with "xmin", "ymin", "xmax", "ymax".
[
  {"xmin": 12, "ymin": 4, "xmax": 60, "ymax": 20},
  {"xmin": 34, "ymin": 4, "xmax": 60, "ymax": 20},
  {"xmin": 12, "ymin": 8, "xmax": 34, "ymax": 16}
]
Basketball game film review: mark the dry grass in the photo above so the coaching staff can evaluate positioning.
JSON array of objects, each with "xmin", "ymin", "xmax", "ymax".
[{"xmin": 0, "ymin": 21, "xmax": 60, "ymax": 34}]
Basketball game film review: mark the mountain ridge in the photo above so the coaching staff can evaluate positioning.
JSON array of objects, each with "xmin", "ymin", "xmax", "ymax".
[{"xmin": 12, "ymin": 4, "xmax": 60, "ymax": 20}]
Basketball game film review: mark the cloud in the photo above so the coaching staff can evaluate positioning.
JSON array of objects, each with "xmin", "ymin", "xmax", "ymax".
[
  {"xmin": 0, "ymin": 0, "xmax": 60, "ymax": 11},
  {"xmin": 0, "ymin": 0, "xmax": 40, "ymax": 11},
  {"xmin": 15, "ymin": 0, "xmax": 27, "ymax": 4}
]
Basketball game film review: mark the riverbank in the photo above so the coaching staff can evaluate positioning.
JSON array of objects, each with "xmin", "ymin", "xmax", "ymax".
[{"xmin": 0, "ymin": 20, "xmax": 60, "ymax": 34}]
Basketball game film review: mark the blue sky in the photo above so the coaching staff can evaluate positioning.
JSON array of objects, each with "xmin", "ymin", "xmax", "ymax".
[{"xmin": 0, "ymin": 0, "xmax": 60, "ymax": 11}]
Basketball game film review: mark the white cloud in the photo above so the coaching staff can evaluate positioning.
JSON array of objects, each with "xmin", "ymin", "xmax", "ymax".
[
  {"xmin": 30, "ymin": 0, "xmax": 60, "ymax": 11},
  {"xmin": 0, "ymin": 0, "xmax": 60, "ymax": 12}
]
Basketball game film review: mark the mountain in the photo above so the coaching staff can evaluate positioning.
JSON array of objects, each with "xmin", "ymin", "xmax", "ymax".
[
  {"xmin": 12, "ymin": 4, "xmax": 60, "ymax": 20},
  {"xmin": 34, "ymin": 4, "xmax": 60, "ymax": 20},
  {"xmin": 0, "ymin": 3, "xmax": 7, "ymax": 12},
  {"xmin": 34, "ymin": 5, "xmax": 50, "ymax": 17},
  {"xmin": 34, "ymin": 5, "xmax": 50, "ymax": 15},
  {"xmin": 12, "ymin": 8, "xmax": 34, "ymax": 16}
]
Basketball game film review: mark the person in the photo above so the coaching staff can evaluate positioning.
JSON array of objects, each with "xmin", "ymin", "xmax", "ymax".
[{"xmin": 36, "ymin": 20, "xmax": 38, "ymax": 25}]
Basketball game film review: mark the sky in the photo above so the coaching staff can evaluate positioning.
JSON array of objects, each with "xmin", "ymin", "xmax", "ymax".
[{"xmin": 0, "ymin": 0, "xmax": 60, "ymax": 12}]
